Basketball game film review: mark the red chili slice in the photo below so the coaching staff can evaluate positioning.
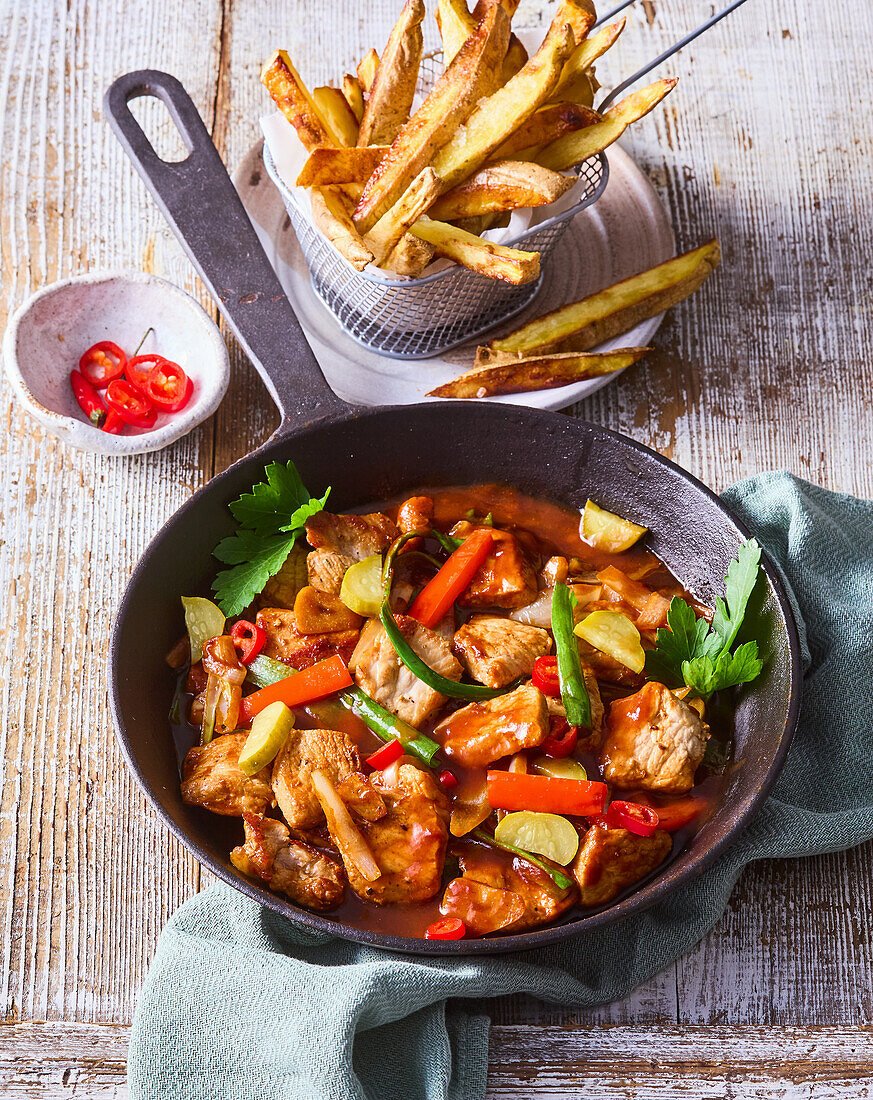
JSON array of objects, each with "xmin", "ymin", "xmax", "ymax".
[
  {"xmin": 425, "ymin": 917, "xmax": 466, "ymax": 941},
  {"xmin": 144, "ymin": 358, "xmax": 193, "ymax": 413},
  {"xmin": 605, "ymin": 799, "xmax": 660, "ymax": 837},
  {"xmin": 69, "ymin": 370, "xmax": 107, "ymax": 426},
  {"xmin": 102, "ymin": 409, "xmax": 127, "ymax": 435},
  {"xmin": 438, "ymin": 769, "xmax": 458, "ymax": 792},
  {"xmin": 105, "ymin": 379, "xmax": 157, "ymax": 429},
  {"xmin": 78, "ymin": 341, "xmax": 127, "ymax": 388},
  {"xmin": 531, "ymin": 655, "xmax": 561, "ymax": 697},
  {"xmin": 541, "ymin": 716, "xmax": 578, "ymax": 758},
  {"xmin": 125, "ymin": 353, "xmax": 165, "ymax": 388},
  {"xmin": 366, "ymin": 739, "xmax": 404, "ymax": 770},
  {"xmin": 230, "ymin": 620, "xmax": 266, "ymax": 664}
]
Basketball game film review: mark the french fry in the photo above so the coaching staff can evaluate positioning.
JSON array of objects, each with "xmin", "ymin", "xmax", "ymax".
[
  {"xmin": 436, "ymin": 0, "xmax": 476, "ymax": 66},
  {"xmin": 310, "ymin": 187, "xmax": 374, "ymax": 271},
  {"xmin": 358, "ymin": 0, "xmax": 425, "ymax": 146},
  {"xmin": 384, "ymin": 233, "xmax": 435, "ymax": 276},
  {"xmin": 553, "ymin": 0, "xmax": 597, "ymax": 46},
  {"xmin": 364, "ymin": 168, "xmax": 442, "ymax": 265},
  {"xmin": 554, "ymin": 71, "xmax": 598, "ymax": 108},
  {"xmin": 313, "ymin": 86, "xmax": 359, "ymax": 146},
  {"xmin": 428, "ymin": 348, "xmax": 648, "ymax": 398},
  {"xmin": 429, "ymin": 160, "xmax": 573, "ymax": 220},
  {"xmin": 353, "ymin": 3, "xmax": 510, "ymax": 233},
  {"xmin": 431, "ymin": 14, "xmax": 575, "ymax": 190},
  {"xmin": 492, "ymin": 102, "xmax": 599, "ymax": 160},
  {"xmin": 357, "ymin": 48, "xmax": 380, "ymax": 94},
  {"xmin": 552, "ymin": 19, "xmax": 626, "ymax": 101},
  {"xmin": 261, "ymin": 50, "xmax": 339, "ymax": 150},
  {"xmin": 296, "ymin": 146, "xmax": 389, "ymax": 187},
  {"xmin": 343, "ymin": 74, "xmax": 365, "ymax": 123},
  {"xmin": 410, "ymin": 219, "xmax": 540, "ymax": 285},
  {"xmin": 480, "ymin": 239, "xmax": 721, "ymax": 358},
  {"xmin": 538, "ymin": 79, "xmax": 678, "ymax": 171},
  {"xmin": 501, "ymin": 35, "xmax": 529, "ymax": 84}
]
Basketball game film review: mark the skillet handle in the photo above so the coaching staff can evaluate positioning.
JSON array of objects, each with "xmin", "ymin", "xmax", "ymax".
[{"xmin": 103, "ymin": 69, "xmax": 347, "ymax": 430}]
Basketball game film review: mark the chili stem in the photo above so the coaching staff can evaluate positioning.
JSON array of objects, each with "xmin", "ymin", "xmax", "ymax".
[{"xmin": 132, "ymin": 325, "xmax": 155, "ymax": 357}]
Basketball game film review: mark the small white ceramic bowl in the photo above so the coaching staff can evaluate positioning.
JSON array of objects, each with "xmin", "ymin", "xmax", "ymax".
[{"xmin": 3, "ymin": 271, "xmax": 230, "ymax": 455}]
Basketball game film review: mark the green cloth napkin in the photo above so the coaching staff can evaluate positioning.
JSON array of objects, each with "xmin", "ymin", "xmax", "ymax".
[{"xmin": 128, "ymin": 472, "xmax": 873, "ymax": 1100}]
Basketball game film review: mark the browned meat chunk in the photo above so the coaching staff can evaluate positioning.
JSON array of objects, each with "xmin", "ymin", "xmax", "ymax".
[
  {"xmin": 450, "ymin": 522, "xmax": 537, "ymax": 609},
  {"xmin": 441, "ymin": 845, "xmax": 578, "ymax": 935},
  {"xmin": 349, "ymin": 615, "xmax": 462, "ymax": 727},
  {"xmin": 181, "ymin": 732, "xmax": 273, "ymax": 817},
  {"xmin": 305, "ymin": 510, "xmax": 398, "ymax": 560},
  {"xmin": 435, "ymin": 682, "xmax": 549, "ymax": 768},
  {"xmin": 307, "ymin": 549, "xmax": 353, "ymax": 596},
  {"xmin": 255, "ymin": 607, "xmax": 359, "ymax": 670},
  {"xmin": 335, "ymin": 771, "xmax": 388, "ymax": 821},
  {"xmin": 545, "ymin": 665, "xmax": 605, "ymax": 752},
  {"xmin": 231, "ymin": 814, "xmax": 345, "ymax": 911},
  {"xmin": 600, "ymin": 681, "xmax": 709, "ymax": 794},
  {"xmin": 272, "ymin": 728, "xmax": 360, "ymax": 828},
  {"xmin": 452, "ymin": 614, "xmax": 551, "ymax": 688},
  {"xmin": 573, "ymin": 824, "xmax": 671, "ymax": 906},
  {"xmin": 345, "ymin": 763, "xmax": 450, "ymax": 905},
  {"xmin": 397, "ymin": 495, "xmax": 434, "ymax": 535}
]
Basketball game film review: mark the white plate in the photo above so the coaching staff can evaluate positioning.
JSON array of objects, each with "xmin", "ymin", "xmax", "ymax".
[{"xmin": 232, "ymin": 141, "xmax": 674, "ymax": 411}]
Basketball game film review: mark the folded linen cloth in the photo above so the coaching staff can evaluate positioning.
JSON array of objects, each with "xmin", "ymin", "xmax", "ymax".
[{"xmin": 127, "ymin": 472, "xmax": 873, "ymax": 1100}]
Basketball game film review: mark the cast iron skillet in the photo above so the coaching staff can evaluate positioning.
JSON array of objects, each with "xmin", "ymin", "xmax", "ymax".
[{"xmin": 105, "ymin": 71, "xmax": 802, "ymax": 955}]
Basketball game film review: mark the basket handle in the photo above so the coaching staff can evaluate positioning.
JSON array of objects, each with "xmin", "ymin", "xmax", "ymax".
[{"xmin": 103, "ymin": 70, "xmax": 347, "ymax": 432}]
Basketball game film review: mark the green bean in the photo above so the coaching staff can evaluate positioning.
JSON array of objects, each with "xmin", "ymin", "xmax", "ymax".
[{"xmin": 551, "ymin": 582, "xmax": 591, "ymax": 728}]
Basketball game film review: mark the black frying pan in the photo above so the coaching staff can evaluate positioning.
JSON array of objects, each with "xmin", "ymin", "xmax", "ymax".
[{"xmin": 105, "ymin": 71, "xmax": 802, "ymax": 955}]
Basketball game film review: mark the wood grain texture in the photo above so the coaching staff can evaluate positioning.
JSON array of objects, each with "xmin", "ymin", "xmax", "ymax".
[{"xmin": 0, "ymin": 0, "xmax": 871, "ymax": 1092}]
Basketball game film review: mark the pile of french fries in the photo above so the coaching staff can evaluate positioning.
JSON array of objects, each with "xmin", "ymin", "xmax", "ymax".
[
  {"xmin": 261, "ymin": 0, "xmax": 677, "ymax": 284},
  {"xmin": 428, "ymin": 239, "xmax": 722, "ymax": 397}
]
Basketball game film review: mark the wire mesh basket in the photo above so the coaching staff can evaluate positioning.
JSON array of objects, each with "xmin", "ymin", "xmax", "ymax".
[{"xmin": 263, "ymin": 54, "xmax": 609, "ymax": 359}]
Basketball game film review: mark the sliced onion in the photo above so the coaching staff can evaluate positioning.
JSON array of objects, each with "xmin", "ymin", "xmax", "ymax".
[
  {"xmin": 509, "ymin": 587, "xmax": 553, "ymax": 628},
  {"xmin": 201, "ymin": 673, "xmax": 221, "ymax": 744},
  {"xmin": 203, "ymin": 635, "xmax": 246, "ymax": 685},
  {"xmin": 310, "ymin": 769, "xmax": 381, "ymax": 881}
]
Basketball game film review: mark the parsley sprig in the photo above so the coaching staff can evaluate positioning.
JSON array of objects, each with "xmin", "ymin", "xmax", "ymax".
[
  {"xmin": 645, "ymin": 539, "xmax": 764, "ymax": 699},
  {"xmin": 211, "ymin": 461, "xmax": 329, "ymax": 617}
]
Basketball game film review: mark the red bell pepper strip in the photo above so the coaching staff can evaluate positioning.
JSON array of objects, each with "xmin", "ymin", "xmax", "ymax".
[
  {"xmin": 230, "ymin": 620, "xmax": 266, "ymax": 664},
  {"xmin": 69, "ymin": 370, "xmax": 107, "ymax": 426},
  {"xmin": 78, "ymin": 341, "xmax": 127, "ymax": 388},
  {"xmin": 125, "ymin": 352, "xmax": 165, "ymax": 388},
  {"xmin": 365, "ymin": 739, "xmax": 404, "ymax": 769},
  {"xmin": 540, "ymin": 717, "xmax": 578, "ymax": 758},
  {"xmin": 636, "ymin": 794, "xmax": 708, "ymax": 832},
  {"xmin": 144, "ymin": 358, "xmax": 193, "ymax": 412},
  {"xmin": 606, "ymin": 799, "xmax": 660, "ymax": 837},
  {"xmin": 531, "ymin": 655, "xmax": 561, "ymax": 697},
  {"xmin": 425, "ymin": 917, "xmax": 466, "ymax": 941},
  {"xmin": 486, "ymin": 770, "xmax": 607, "ymax": 817},
  {"xmin": 102, "ymin": 409, "xmax": 127, "ymax": 435},
  {"xmin": 239, "ymin": 655, "xmax": 353, "ymax": 723},
  {"xmin": 407, "ymin": 529, "xmax": 494, "ymax": 628},
  {"xmin": 105, "ymin": 378, "xmax": 157, "ymax": 428}
]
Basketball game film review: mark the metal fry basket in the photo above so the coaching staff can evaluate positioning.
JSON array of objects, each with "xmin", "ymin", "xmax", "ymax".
[{"xmin": 262, "ymin": 51, "xmax": 608, "ymax": 360}]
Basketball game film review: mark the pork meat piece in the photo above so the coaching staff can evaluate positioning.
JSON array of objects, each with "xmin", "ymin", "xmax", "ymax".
[
  {"xmin": 573, "ymin": 823, "xmax": 671, "ymax": 906},
  {"xmin": 335, "ymin": 771, "xmax": 388, "ymax": 821},
  {"xmin": 255, "ymin": 607, "xmax": 359, "ymax": 670},
  {"xmin": 307, "ymin": 549, "xmax": 353, "ymax": 596},
  {"xmin": 305, "ymin": 510, "xmax": 398, "ymax": 560},
  {"xmin": 344, "ymin": 763, "xmax": 450, "ymax": 905},
  {"xmin": 440, "ymin": 845, "xmax": 578, "ymax": 935},
  {"xmin": 452, "ymin": 614, "xmax": 551, "ymax": 688},
  {"xmin": 396, "ymin": 495, "xmax": 434, "ymax": 535},
  {"xmin": 450, "ymin": 522, "xmax": 537, "ymax": 609},
  {"xmin": 600, "ymin": 681, "xmax": 710, "ymax": 793},
  {"xmin": 181, "ymin": 732, "xmax": 273, "ymax": 817},
  {"xmin": 231, "ymin": 814, "xmax": 345, "ymax": 911},
  {"xmin": 272, "ymin": 727, "xmax": 361, "ymax": 828},
  {"xmin": 349, "ymin": 615, "xmax": 462, "ymax": 727},
  {"xmin": 434, "ymin": 681, "xmax": 549, "ymax": 768},
  {"xmin": 545, "ymin": 664, "xmax": 605, "ymax": 751}
]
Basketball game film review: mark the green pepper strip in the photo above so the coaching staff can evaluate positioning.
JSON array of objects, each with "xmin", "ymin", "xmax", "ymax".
[
  {"xmin": 551, "ymin": 582, "xmax": 591, "ymax": 728},
  {"xmin": 340, "ymin": 688, "xmax": 440, "ymax": 767},
  {"xmin": 432, "ymin": 530, "xmax": 462, "ymax": 554},
  {"xmin": 380, "ymin": 533, "xmax": 506, "ymax": 702},
  {"xmin": 246, "ymin": 654, "xmax": 298, "ymax": 688},
  {"xmin": 472, "ymin": 827, "xmax": 573, "ymax": 891}
]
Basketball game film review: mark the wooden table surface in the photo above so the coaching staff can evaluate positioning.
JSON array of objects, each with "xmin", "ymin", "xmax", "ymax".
[{"xmin": 2, "ymin": 0, "xmax": 872, "ymax": 1095}]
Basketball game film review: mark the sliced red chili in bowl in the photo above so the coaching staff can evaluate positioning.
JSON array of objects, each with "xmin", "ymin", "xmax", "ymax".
[
  {"xmin": 125, "ymin": 352, "xmax": 166, "ymax": 389},
  {"xmin": 425, "ymin": 917, "xmax": 466, "ymax": 941},
  {"xmin": 230, "ymin": 620, "xmax": 266, "ymax": 664},
  {"xmin": 69, "ymin": 370, "xmax": 107, "ymax": 426},
  {"xmin": 531, "ymin": 655, "xmax": 561, "ymax": 697},
  {"xmin": 102, "ymin": 409, "xmax": 127, "ymax": 435},
  {"xmin": 78, "ymin": 341, "xmax": 127, "ymax": 387},
  {"xmin": 105, "ymin": 379, "xmax": 157, "ymax": 429},
  {"xmin": 541, "ymin": 716, "xmax": 578, "ymax": 758},
  {"xmin": 605, "ymin": 799, "xmax": 660, "ymax": 837},
  {"xmin": 144, "ymin": 358, "xmax": 193, "ymax": 413}
]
